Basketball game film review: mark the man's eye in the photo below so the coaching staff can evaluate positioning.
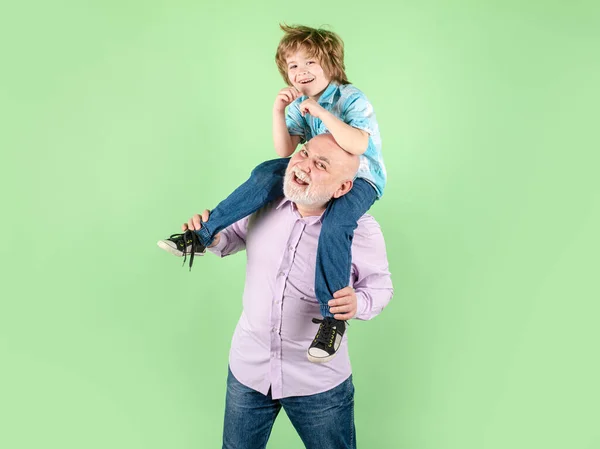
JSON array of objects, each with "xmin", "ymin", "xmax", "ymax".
[
  {"xmin": 316, "ymin": 162, "xmax": 325, "ymax": 170},
  {"xmin": 301, "ymin": 149, "xmax": 308, "ymax": 156}
]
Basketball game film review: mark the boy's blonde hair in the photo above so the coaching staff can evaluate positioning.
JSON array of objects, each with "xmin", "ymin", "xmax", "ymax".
[{"xmin": 275, "ymin": 24, "xmax": 349, "ymax": 86}]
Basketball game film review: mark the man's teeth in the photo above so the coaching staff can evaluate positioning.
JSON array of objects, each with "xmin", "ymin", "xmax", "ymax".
[{"xmin": 295, "ymin": 173, "xmax": 309, "ymax": 185}]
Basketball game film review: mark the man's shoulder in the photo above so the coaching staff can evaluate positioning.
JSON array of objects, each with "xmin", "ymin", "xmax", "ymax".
[{"xmin": 354, "ymin": 213, "xmax": 383, "ymax": 239}]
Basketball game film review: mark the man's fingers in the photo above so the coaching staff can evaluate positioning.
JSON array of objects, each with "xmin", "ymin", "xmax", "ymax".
[
  {"xmin": 201, "ymin": 209, "xmax": 210, "ymax": 223},
  {"xmin": 191, "ymin": 214, "xmax": 202, "ymax": 230},
  {"xmin": 334, "ymin": 312, "xmax": 355, "ymax": 321},
  {"xmin": 333, "ymin": 287, "xmax": 354, "ymax": 298},
  {"xmin": 329, "ymin": 304, "xmax": 354, "ymax": 314},
  {"xmin": 328, "ymin": 296, "xmax": 352, "ymax": 307}
]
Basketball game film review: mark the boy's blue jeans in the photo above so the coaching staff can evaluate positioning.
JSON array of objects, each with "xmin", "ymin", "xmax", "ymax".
[
  {"xmin": 197, "ymin": 158, "xmax": 377, "ymax": 317},
  {"xmin": 222, "ymin": 367, "xmax": 356, "ymax": 449}
]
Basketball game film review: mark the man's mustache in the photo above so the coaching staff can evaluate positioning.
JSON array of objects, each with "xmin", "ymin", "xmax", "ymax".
[{"xmin": 292, "ymin": 167, "xmax": 311, "ymax": 184}]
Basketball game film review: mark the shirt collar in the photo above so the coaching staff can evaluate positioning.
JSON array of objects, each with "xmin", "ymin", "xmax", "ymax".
[{"xmin": 317, "ymin": 82, "xmax": 340, "ymax": 106}]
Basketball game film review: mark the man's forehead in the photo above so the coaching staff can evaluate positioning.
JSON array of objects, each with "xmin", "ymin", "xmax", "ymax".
[{"xmin": 303, "ymin": 140, "xmax": 340, "ymax": 164}]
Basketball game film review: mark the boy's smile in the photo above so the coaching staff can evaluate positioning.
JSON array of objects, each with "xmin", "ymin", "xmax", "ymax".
[{"xmin": 286, "ymin": 50, "xmax": 331, "ymax": 100}]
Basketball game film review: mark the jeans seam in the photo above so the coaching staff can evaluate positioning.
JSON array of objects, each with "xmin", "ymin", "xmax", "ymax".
[{"xmin": 350, "ymin": 400, "xmax": 355, "ymax": 449}]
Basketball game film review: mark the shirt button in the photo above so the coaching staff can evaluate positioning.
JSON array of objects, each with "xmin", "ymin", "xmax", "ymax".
[
  {"xmin": 278, "ymin": 272, "xmax": 285, "ymax": 277},
  {"xmin": 289, "ymin": 246, "xmax": 295, "ymax": 251}
]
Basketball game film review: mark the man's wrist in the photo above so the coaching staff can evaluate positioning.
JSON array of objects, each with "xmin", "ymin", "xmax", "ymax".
[{"xmin": 353, "ymin": 291, "xmax": 368, "ymax": 320}]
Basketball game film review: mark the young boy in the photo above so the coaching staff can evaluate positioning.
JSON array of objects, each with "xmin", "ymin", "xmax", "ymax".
[{"xmin": 158, "ymin": 24, "xmax": 386, "ymax": 363}]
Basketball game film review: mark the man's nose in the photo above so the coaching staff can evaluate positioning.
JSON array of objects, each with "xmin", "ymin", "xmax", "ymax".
[{"xmin": 297, "ymin": 159, "xmax": 311, "ymax": 172}]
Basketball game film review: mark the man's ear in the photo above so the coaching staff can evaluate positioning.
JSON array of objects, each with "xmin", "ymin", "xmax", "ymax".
[{"xmin": 332, "ymin": 180, "xmax": 354, "ymax": 199}]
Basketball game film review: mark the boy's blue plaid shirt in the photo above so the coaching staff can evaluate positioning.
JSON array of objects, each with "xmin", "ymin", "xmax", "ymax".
[{"xmin": 286, "ymin": 82, "xmax": 387, "ymax": 198}]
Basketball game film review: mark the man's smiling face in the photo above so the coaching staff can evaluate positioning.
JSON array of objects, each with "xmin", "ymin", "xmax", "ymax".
[{"xmin": 283, "ymin": 134, "xmax": 359, "ymax": 208}]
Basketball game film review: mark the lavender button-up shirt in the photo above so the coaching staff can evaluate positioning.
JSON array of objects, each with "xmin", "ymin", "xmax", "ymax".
[{"xmin": 209, "ymin": 197, "xmax": 393, "ymax": 399}]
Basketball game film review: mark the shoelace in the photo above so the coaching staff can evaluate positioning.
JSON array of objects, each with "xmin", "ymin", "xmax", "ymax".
[
  {"xmin": 180, "ymin": 230, "xmax": 202, "ymax": 271},
  {"xmin": 311, "ymin": 317, "xmax": 338, "ymax": 348}
]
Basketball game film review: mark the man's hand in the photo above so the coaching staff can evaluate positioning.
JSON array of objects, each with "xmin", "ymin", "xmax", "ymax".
[
  {"xmin": 299, "ymin": 98, "xmax": 326, "ymax": 119},
  {"xmin": 328, "ymin": 286, "xmax": 357, "ymax": 320},
  {"xmin": 181, "ymin": 209, "xmax": 221, "ymax": 247},
  {"xmin": 274, "ymin": 87, "xmax": 301, "ymax": 113}
]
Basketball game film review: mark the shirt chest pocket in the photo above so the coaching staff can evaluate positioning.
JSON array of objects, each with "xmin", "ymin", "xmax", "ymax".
[
  {"xmin": 301, "ymin": 251, "xmax": 317, "ymax": 278},
  {"xmin": 315, "ymin": 120, "xmax": 328, "ymax": 135},
  {"xmin": 286, "ymin": 250, "xmax": 317, "ymax": 299}
]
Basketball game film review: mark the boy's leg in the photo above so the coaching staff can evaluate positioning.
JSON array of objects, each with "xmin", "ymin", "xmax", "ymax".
[
  {"xmin": 281, "ymin": 375, "xmax": 356, "ymax": 449},
  {"xmin": 158, "ymin": 158, "xmax": 289, "ymax": 258},
  {"xmin": 308, "ymin": 179, "xmax": 377, "ymax": 363},
  {"xmin": 197, "ymin": 158, "xmax": 290, "ymax": 246},
  {"xmin": 222, "ymin": 367, "xmax": 282, "ymax": 449}
]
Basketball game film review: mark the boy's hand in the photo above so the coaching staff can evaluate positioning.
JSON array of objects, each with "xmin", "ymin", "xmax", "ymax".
[
  {"xmin": 299, "ymin": 98, "xmax": 326, "ymax": 119},
  {"xmin": 328, "ymin": 286, "xmax": 357, "ymax": 320},
  {"xmin": 274, "ymin": 87, "xmax": 301, "ymax": 113},
  {"xmin": 181, "ymin": 209, "xmax": 221, "ymax": 247}
]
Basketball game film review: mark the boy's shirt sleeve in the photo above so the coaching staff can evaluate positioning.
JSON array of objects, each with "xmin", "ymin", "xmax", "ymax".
[
  {"xmin": 285, "ymin": 100, "xmax": 307, "ymax": 142},
  {"xmin": 342, "ymin": 93, "xmax": 377, "ymax": 136}
]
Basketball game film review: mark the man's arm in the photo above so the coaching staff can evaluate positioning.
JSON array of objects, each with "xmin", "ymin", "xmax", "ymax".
[
  {"xmin": 349, "ymin": 217, "xmax": 394, "ymax": 320},
  {"xmin": 207, "ymin": 216, "xmax": 250, "ymax": 258}
]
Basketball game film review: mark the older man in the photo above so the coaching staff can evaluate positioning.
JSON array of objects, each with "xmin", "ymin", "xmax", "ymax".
[{"xmin": 182, "ymin": 134, "xmax": 393, "ymax": 449}]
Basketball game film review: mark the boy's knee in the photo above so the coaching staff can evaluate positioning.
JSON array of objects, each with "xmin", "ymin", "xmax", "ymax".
[{"xmin": 251, "ymin": 158, "xmax": 288, "ymax": 177}]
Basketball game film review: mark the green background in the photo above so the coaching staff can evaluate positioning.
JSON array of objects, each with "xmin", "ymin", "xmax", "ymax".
[{"xmin": 1, "ymin": 1, "xmax": 599, "ymax": 448}]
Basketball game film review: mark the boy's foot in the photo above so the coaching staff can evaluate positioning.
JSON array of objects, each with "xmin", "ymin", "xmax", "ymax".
[
  {"xmin": 157, "ymin": 231, "xmax": 206, "ymax": 269},
  {"xmin": 307, "ymin": 317, "xmax": 346, "ymax": 363}
]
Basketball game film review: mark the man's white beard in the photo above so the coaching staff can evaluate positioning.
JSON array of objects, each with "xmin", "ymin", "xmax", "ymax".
[{"xmin": 283, "ymin": 168, "xmax": 333, "ymax": 208}]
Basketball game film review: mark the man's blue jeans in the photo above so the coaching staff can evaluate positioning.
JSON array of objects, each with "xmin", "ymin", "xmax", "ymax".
[
  {"xmin": 222, "ymin": 368, "xmax": 356, "ymax": 449},
  {"xmin": 197, "ymin": 158, "xmax": 377, "ymax": 317}
]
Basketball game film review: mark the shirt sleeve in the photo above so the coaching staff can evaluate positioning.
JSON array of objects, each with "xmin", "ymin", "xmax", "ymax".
[
  {"xmin": 350, "ymin": 217, "xmax": 393, "ymax": 320},
  {"xmin": 285, "ymin": 99, "xmax": 307, "ymax": 141},
  {"xmin": 342, "ymin": 93, "xmax": 377, "ymax": 136},
  {"xmin": 207, "ymin": 216, "xmax": 250, "ymax": 257}
]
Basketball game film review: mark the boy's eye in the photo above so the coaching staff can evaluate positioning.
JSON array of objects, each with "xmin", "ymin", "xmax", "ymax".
[
  {"xmin": 307, "ymin": 61, "xmax": 314, "ymax": 65},
  {"xmin": 289, "ymin": 64, "xmax": 297, "ymax": 69}
]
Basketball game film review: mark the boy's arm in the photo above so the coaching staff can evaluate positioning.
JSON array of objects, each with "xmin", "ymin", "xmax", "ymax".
[
  {"xmin": 273, "ymin": 109, "xmax": 302, "ymax": 157},
  {"xmin": 319, "ymin": 111, "xmax": 369, "ymax": 155},
  {"xmin": 298, "ymin": 94, "xmax": 375, "ymax": 156},
  {"xmin": 273, "ymin": 87, "xmax": 303, "ymax": 157}
]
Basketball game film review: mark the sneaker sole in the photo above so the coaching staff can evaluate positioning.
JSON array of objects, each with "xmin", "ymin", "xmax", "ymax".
[
  {"xmin": 157, "ymin": 240, "xmax": 205, "ymax": 257},
  {"xmin": 307, "ymin": 352, "xmax": 337, "ymax": 363}
]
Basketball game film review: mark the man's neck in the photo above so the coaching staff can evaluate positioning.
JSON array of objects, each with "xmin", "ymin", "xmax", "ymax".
[{"xmin": 295, "ymin": 202, "xmax": 326, "ymax": 218}]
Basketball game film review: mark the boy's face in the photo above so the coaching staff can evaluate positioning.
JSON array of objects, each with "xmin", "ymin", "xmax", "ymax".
[{"xmin": 285, "ymin": 49, "xmax": 331, "ymax": 99}]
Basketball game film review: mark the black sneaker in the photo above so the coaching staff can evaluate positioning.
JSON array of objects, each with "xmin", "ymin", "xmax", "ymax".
[
  {"xmin": 157, "ymin": 230, "xmax": 206, "ymax": 270},
  {"xmin": 307, "ymin": 317, "xmax": 346, "ymax": 363}
]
